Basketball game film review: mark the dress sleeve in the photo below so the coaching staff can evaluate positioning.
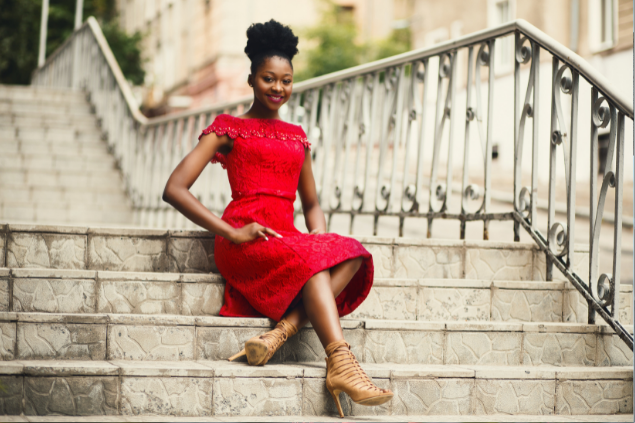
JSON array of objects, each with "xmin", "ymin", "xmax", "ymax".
[
  {"xmin": 198, "ymin": 114, "xmax": 239, "ymax": 169},
  {"xmin": 296, "ymin": 125, "xmax": 311, "ymax": 151}
]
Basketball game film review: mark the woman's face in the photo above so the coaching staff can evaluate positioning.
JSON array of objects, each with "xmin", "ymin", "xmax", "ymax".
[{"xmin": 249, "ymin": 56, "xmax": 293, "ymax": 111}]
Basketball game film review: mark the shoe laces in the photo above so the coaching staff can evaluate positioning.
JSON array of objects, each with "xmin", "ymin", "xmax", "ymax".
[
  {"xmin": 260, "ymin": 320, "xmax": 296, "ymax": 354},
  {"xmin": 331, "ymin": 345, "xmax": 382, "ymax": 393}
]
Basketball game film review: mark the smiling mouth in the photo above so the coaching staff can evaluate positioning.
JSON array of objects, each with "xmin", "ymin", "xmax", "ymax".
[{"xmin": 267, "ymin": 94, "xmax": 283, "ymax": 103}]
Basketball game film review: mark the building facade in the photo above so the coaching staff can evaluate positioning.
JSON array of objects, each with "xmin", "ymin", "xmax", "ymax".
[{"xmin": 116, "ymin": 0, "xmax": 413, "ymax": 112}]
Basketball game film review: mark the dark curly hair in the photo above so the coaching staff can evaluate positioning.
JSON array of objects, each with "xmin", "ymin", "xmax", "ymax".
[{"xmin": 245, "ymin": 19, "xmax": 299, "ymax": 75}]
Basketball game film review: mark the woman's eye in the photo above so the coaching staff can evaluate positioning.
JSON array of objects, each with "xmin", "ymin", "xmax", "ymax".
[
  {"xmin": 264, "ymin": 78, "xmax": 273, "ymax": 82},
  {"xmin": 284, "ymin": 80, "xmax": 292, "ymax": 84}
]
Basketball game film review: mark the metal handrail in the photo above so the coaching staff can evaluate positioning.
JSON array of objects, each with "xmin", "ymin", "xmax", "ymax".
[
  {"xmin": 32, "ymin": 16, "xmax": 634, "ymax": 348},
  {"xmin": 153, "ymin": 19, "xmax": 633, "ymax": 124}
]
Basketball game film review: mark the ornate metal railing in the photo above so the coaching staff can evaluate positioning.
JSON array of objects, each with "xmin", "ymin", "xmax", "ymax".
[{"xmin": 32, "ymin": 17, "xmax": 633, "ymax": 347}]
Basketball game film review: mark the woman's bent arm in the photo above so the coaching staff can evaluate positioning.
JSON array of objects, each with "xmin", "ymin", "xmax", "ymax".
[
  {"xmin": 162, "ymin": 133, "xmax": 237, "ymax": 240},
  {"xmin": 297, "ymin": 149, "xmax": 327, "ymax": 233}
]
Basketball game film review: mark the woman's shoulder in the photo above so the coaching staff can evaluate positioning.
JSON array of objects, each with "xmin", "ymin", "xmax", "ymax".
[{"xmin": 198, "ymin": 114, "xmax": 242, "ymax": 140}]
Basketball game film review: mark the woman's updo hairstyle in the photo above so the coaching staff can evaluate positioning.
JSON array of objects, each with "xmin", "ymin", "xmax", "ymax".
[{"xmin": 245, "ymin": 19, "xmax": 299, "ymax": 75}]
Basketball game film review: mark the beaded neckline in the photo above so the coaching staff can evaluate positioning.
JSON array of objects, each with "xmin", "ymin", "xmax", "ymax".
[
  {"xmin": 199, "ymin": 113, "xmax": 309, "ymax": 146},
  {"xmin": 199, "ymin": 113, "xmax": 311, "ymax": 169}
]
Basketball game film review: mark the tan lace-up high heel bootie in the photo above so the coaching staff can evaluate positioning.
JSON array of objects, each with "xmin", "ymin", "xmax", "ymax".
[
  {"xmin": 228, "ymin": 319, "xmax": 298, "ymax": 366},
  {"xmin": 325, "ymin": 339, "xmax": 394, "ymax": 417}
]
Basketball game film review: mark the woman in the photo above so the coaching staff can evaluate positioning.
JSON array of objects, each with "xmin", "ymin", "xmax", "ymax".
[{"xmin": 162, "ymin": 19, "xmax": 393, "ymax": 417}]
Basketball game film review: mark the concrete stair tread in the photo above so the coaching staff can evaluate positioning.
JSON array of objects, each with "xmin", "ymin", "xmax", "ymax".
[
  {"xmin": 0, "ymin": 117, "xmax": 99, "ymax": 128},
  {"xmin": 0, "ymin": 201, "xmax": 130, "ymax": 212},
  {"xmin": 0, "ymin": 152, "xmax": 113, "ymax": 162},
  {"xmin": 0, "ymin": 141, "xmax": 108, "ymax": 153},
  {"xmin": 3, "ymin": 265, "xmax": 632, "ymax": 294},
  {"xmin": 0, "ymin": 310, "xmax": 624, "ymax": 334},
  {"xmin": 0, "ymin": 138, "xmax": 106, "ymax": 146},
  {"xmin": 0, "ymin": 183, "xmax": 125, "ymax": 194},
  {"xmin": 0, "ymin": 107, "xmax": 93, "ymax": 116},
  {"xmin": 3, "ymin": 414, "xmax": 634, "ymax": 422},
  {"xmin": 0, "ymin": 164, "xmax": 117, "ymax": 173},
  {"xmin": 0, "ymin": 359, "xmax": 631, "ymax": 379},
  {"xmin": 3, "ymin": 266, "xmax": 631, "ymax": 326}
]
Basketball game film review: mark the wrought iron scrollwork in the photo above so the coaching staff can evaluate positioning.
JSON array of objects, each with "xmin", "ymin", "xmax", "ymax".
[
  {"xmin": 428, "ymin": 52, "xmax": 457, "ymax": 224},
  {"xmin": 460, "ymin": 40, "xmax": 495, "ymax": 239},
  {"xmin": 547, "ymin": 59, "xmax": 578, "ymax": 270},
  {"xmin": 588, "ymin": 89, "xmax": 624, "ymax": 322},
  {"xmin": 513, "ymin": 34, "xmax": 539, "ymax": 242}
]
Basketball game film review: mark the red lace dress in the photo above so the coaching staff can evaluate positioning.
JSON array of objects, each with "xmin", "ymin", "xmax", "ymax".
[{"xmin": 199, "ymin": 114, "xmax": 374, "ymax": 322}]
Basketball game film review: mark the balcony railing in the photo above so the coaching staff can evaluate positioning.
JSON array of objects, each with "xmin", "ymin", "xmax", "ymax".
[{"xmin": 32, "ymin": 17, "xmax": 633, "ymax": 348}]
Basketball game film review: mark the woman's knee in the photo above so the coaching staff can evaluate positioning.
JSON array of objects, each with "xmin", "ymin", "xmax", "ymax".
[{"xmin": 305, "ymin": 270, "xmax": 331, "ymax": 289}]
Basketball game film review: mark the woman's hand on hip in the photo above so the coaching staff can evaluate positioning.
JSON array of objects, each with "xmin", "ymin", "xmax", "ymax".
[{"xmin": 230, "ymin": 222, "xmax": 283, "ymax": 244}]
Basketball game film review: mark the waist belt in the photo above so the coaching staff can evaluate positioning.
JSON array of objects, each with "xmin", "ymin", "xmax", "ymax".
[{"xmin": 232, "ymin": 188, "xmax": 296, "ymax": 201}]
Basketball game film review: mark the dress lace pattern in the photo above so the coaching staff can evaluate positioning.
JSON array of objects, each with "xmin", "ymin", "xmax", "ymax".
[
  {"xmin": 199, "ymin": 114, "xmax": 311, "ymax": 169},
  {"xmin": 198, "ymin": 114, "xmax": 374, "ymax": 322}
]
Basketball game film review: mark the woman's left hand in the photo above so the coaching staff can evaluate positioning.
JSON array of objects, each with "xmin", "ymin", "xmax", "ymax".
[{"xmin": 309, "ymin": 228, "xmax": 326, "ymax": 235}]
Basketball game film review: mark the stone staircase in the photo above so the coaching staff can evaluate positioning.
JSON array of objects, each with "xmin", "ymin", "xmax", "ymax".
[
  {"xmin": 0, "ymin": 223, "xmax": 631, "ymax": 419},
  {"xmin": 0, "ymin": 85, "xmax": 133, "ymax": 225}
]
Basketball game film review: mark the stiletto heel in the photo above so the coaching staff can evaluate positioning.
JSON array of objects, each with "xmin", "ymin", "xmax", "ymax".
[
  {"xmin": 325, "ymin": 340, "xmax": 393, "ymax": 418},
  {"xmin": 227, "ymin": 349, "xmax": 246, "ymax": 362},
  {"xmin": 329, "ymin": 389, "xmax": 344, "ymax": 418},
  {"xmin": 228, "ymin": 318, "xmax": 298, "ymax": 366}
]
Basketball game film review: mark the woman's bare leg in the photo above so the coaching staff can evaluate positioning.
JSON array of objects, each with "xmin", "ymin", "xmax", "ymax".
[
  {"xmin": 283, "ymin": 257, "xmax": 363, "ymax": 342},
  {"xmin": 300, "ymin": 270, "xmax": 344, "ymax": 346}
]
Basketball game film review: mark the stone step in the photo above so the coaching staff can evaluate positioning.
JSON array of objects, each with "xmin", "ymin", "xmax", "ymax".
[
  {"xmin": 0, "ymin": 307, "xmax": 629, "ymax": 367},
  {"xmin": 0, "ymin": 201, "xmax": 131, "ymax": 215},
  {"xmin": 0, "ymin": 143, "xmax": 109, "ymax": 158},
  {"xmin": 0, "ymin": 188, "xmax": 129, "ymax": 206},
  {"xmin": 0, "ymin": 206, "xmax": 132, "ymax": 226},
  {"xmin": 0, "ymin": 155, "xmax": 117, "ymax": 172},
  {"xmin": 0, "ymin": 169, "xmax": 123, "ymax": 187},
  {"xmin": 0, "ymin": 140, "xmax": 108, "ymax": 155},
  {"xmin": 0, "ymin": 114, "xmax": 100, "ymax": 129},
  {"xmin": 1, "ymin": 415, "xmax": 632, "ymax": 422},
  {"xmin": 1, "ymin": 268, "xmax": 630, "ymax": 326},
  {"xmin": 0, "ymin": 360, "xmax": 629, "ymax": 417},
  {"xmin": 0, "ymin": 184, "xmax": 128, "ymax": 203},
  {"xmin": 0, "ymin": 96, "xmax": 88, "ymax": 107},
  {"xmin": 0, "ymin": 225, "xmax": 532, "ymax": 274},
  {"xmin": 0, "ymin": 86, "xmax": 86, "ymax": 103},
  {"xmin": 0, "ymin": 225, "xmax": 591, "ymax": 282},
  {"xmin": 0, "ymin": 127, "xmax": 102, "ymax": 143},
  {"xmin": 0, "ymin": 103, "xmax": 93, "ymax": 116}
]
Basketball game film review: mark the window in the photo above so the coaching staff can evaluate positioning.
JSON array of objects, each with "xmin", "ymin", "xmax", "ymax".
[
  {"xmin": 488, "ymin": 0, "xmax": 515, "ymax": 73},
  {"xmin": 589, "ymin": 0, "xmax": 617, "ymax": 52},
  {"xmin": 337, "ymin": 5, "xmax": 355, "ymax": 23}
]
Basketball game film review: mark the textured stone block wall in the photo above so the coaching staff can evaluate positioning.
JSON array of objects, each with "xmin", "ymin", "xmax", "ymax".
[{"xmin": 0, "ymin": 366, "xmax": 629, "ymax": 417}]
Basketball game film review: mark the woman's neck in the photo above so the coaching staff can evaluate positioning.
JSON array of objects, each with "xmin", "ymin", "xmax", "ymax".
[{"xmin": 242, "ymin": 98, "xmax": 281, "ymax": 120}]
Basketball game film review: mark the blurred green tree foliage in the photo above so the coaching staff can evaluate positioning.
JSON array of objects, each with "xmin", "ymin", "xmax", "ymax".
[
  {"xmin": 295, "ymin": 1, "xmax": 411, "ymax": 81},
  {"xmin": 0, "ymin": 0, "xmax": 144, "ymax": 85},
  {"xmin": 372, "ymin": 27, "xmax": 412, "ymax": 61}
]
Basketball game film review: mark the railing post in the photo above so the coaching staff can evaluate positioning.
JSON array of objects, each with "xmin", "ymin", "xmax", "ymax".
[
  {"xmin": 611, "ymin": 112, "xmax": 625, "ymax": 319},
  {"xmin": 589, "ymin": 87, "xmax": 599, "ymax": 324},
  {"xmin": 460, "ymin": 46, "xmax": 475, "ymax": 240},
  {"xmin": 483, "ymin": 39, "xmax": 495, "ymax": 241},
  {"xmin": 530, "ymin": 43, "xmax": 540, "ymax": 230},
  {"xmin": 546, "ymin": 57, "xmax": 558, "ymax": 282},
  {"xmin": 566, "ymin": 71, "xmax": 579, "ymax": 270},
  {"xmin": 513, "ymin": 33, "xmax": 521, "ymax": 242}
]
